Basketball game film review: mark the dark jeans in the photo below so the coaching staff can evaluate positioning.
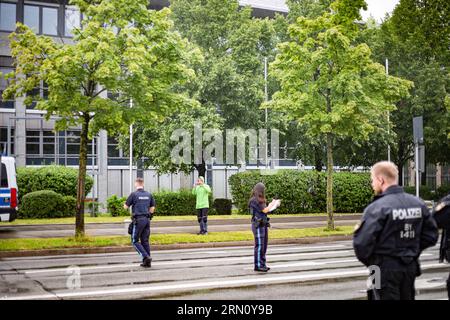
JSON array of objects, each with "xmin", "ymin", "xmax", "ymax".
[
  {"xmin": 368, "ymin": 258, "xmax": 419, "ymax": 300},
  {"xmin": 131, "ymin": 217, "xmax": 150, "ymax": 260},
  {"xmin": 447, "ymin": 272, "xmax": 450, "ymax": 300},
  {"xmin": 197, "ymin": 208, "xmax": 208, "ymax": 233},
  {"xmin": 252, "ymin": 224, "xmax": 268, "ymax": 269}
]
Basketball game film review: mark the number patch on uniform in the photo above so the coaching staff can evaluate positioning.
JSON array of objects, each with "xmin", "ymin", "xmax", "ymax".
[{"xmin": 400, "ymin": 223, "xmax": 416, "ymax": 239}]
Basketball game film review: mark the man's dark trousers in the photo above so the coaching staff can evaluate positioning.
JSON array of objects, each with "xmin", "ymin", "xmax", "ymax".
[
  {"xmin": 369, "ymin": 258, "xmax": 418, "ymax": 300},
  {"xmin": 131, "ymin": 216, "xmax": 150, "ymax": 259},
  {"xmin": 197, "ymin": 208, "xmax": 208, "ymax": 234}
]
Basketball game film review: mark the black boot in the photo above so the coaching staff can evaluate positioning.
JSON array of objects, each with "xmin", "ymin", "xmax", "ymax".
[
  {"xmin": 254, "ymin": 266, "xmax": 269, "ymax": 272},
  {"xmin": 140, "ymin": 257, "xmax": 152, "ymax": 268}
]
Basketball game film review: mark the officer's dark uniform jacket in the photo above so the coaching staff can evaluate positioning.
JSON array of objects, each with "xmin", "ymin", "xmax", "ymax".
[
  {"xmin": 433, "ymin": 194, "xmax": 450, "ymax": 263},
  {"xmin": 354, "ymin": 185, "xmax": 438, "ymax": 267},
  {"xmin": 126, "ymin": 188, "xmax": 155, "ymax": 218},
  {"xmin": 249, "ymin": 199, "xmax": 270, "ymax": 226}
]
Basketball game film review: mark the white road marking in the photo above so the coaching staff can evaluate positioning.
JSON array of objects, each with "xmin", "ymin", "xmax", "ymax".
[
  {"xmin": 244, "ymin": 258, "xmax": 358, "ymax": 270},
  {"xmin": 23, "ymin": 250, "xmax": 353, "ymax": 275},
  {"xmin": 3, "ymin": 263, "xmax": 445, "ymax": 300},
  {"xmin": 2, "ymin": 244, "xmax": 351, "ymax": 261}
]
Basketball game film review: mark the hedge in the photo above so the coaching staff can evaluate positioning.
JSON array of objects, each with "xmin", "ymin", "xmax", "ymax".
[
  {"xmin": 153, "ymin": 190, "xmax": 215, "ymax": 216},
  {"xmin": 229, "ymin": 170, "xmax": 374, "ymax": 214},
  {"xmin": 107, "ymin": 195, "xmax": 129, "ymax": 217},
  {"xmin": 106, "ymin": 190, "xmax": 217, "ymax": 216},
  {"xmin": 17, "ymin": 166, "xmax": 94, "ymax": 202},
  {"xmin": 213, "ymin": 198, "xmax": 232, "ymax": 215},
  {"xmin": 19, "ymin": 190, "xmax": 76, "ymax": 219},
  {"xmin": 404, "ymin": 185, "xmax": 450, "ymax": 201}
]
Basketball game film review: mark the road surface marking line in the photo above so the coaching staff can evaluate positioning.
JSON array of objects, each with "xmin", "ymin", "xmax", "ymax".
[
  {"xmin": 243, "ymin": 258, "xmax": 358, "ymax": 270},
  {"xmin": 5, "ymin": 263, "xmax": 444, "ymax": 300},
  {"xmin": 23, "ymin": 250, "xmax": 352, "ymax": 275}
]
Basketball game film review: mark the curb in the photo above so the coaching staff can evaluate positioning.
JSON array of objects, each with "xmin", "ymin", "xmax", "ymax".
[{"xmin": 0, "ymin": 235, "xmax": 352, "ymax": 258}]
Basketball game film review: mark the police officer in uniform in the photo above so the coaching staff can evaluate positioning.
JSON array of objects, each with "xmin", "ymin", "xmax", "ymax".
[
  {"xmin": 432, "ymin": 193, "xmax": 450, "ymax": 299},
  {"xmin": 248, "ymin": 183, "xmax": 280, "ymax": 272},
  {"xmin": 124, "ymin": 178, "xmax": 156, "ymax": 268},
  {"xmin": 353, "ymin": 161, "xmax": 438, "ymax": 300}
]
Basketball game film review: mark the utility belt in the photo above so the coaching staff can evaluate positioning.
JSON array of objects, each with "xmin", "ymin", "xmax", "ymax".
[
  {"xmin": 132, "ymin": 214, "xmax": 152, "ymax": 220},
  {"xmin": 252, "ymin": 215, "xmax": 270, "ymax": 228},
  {"xmin": 370, "ymin": 254, "xmax": 421, "ymax": 276},
  {"xmin": 128, "ymin": 214, "xmax": 152, "ymax": 235}
]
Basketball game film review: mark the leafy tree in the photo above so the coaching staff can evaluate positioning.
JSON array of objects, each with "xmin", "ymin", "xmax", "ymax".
[
  {"xmin": 360, "ymin": 0, "xmax": 450, "ymax": 183},
  {"xmin": 123, "ymin": 104, "xmax": 223, "ymax": 178},
  {"xmin": 268, "ymin": 0, "xmax": 412, "ymax": 229},
  {"xmin": 3, "ymin": 0, "xmax": 194, "ymax": 236},
  {"xmin": 170, "ymin": 0, "xmax": 275, "ymax": 130}
]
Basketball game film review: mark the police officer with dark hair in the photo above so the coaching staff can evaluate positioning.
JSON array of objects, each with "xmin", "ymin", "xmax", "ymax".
[
  {"xmin": 124, "ymin": 178, "xmax": 156, "ymax": 268},
  {"xmin": 249, "ymin": 183, "xmax": 281, "ymax": 272},
  {"xmin": 432, "ymin": 193, "xmax": 450, "ymax": 299},
  {"xmin": 353, "ymin": 161, "xmax": 438, "ymax": 300}
]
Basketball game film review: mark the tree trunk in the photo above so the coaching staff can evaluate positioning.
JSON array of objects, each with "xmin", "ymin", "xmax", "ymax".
[
  {"xmin": 195, "ymin": 161, "xmax": 207, "ymax": 179},
  {"xmin": 314, "ymin": 144, "xmax": 323, "ymax": 172},
  {"xmin": 75, "ymin": 113, "xmax": 90, "ymax": 238},
  {"xmin": 326, "ymin": 133, "xmax": 335, "ymax": 230}
]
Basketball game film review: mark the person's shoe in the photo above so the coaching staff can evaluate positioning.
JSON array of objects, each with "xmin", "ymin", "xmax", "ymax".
[
  {"xmin": 140, "ymin": 257, "xmax": 152, "ymax": 268},
  {"xmin": 203, "ymin": 232, "xmax": 208, "ymax": 235},
  {"xmin": 197, "ymin": 232, "xmax": 203, "ymax": 235},
  {"xmin": 254, "ymin": 267, "xmax": 269, "ymax": 272}
]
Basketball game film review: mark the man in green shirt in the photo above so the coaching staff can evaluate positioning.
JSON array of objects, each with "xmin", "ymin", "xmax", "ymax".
[{"xmin": 192, "ymin": 176, "xmax": 211, "ymax": 235}]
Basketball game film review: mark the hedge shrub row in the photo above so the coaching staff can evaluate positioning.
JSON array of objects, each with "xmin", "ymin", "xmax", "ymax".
[
  {"xmin": 19, "ymin": 190, "xmax": 77, "ymax": 218},
  {"xmin": 106, "ymin": 190, "xmax": 231, "ymax": 216},
  {"xmin": 17, "ymin": 166, "xmax": 94, "ymax": 202},
  {"xmin": 228, "ymin": 170, "xmax": 374, "ymax": 214},
  {"xmin": 404, "ymin": 185, "xmax": 450, "ymax": 201}
]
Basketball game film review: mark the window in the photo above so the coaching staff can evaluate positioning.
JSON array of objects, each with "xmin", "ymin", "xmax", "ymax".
[
  {"xmin": 24, "ymin": 5, "xmax": 39, "ymax": 33},
  {"xmin": 42, "ymin": 7, "xmax": 58, "ymax": 35},
  {"xmin": 0, "ymin": 67, "xmax": 14, "ymax": 108},
  {"xmin": 24, "ymin": 4, "xmax": 62, "ymax": 36},
  {"xmin": 26, "ymin": 80, "xmax": 48, "ymax": 109},
  {"xmin": 0, "ymin": 127, "xmax": 14, "ymax": 155},
  {"xmin": 26, "ymin": 130, "xmax": 40, "ymax": 155},
  {"xmin": 107, "ymin": 137, "xmax": 120, "ymax": 158},
  {"xmin": 43, "ymin": 130, "xmax": 55, "ymax": 155},
  {"xmin": 0, "ymin": 2, "xmax": 16, "ymax": 31},
  {"xmin": 0, "ymin": 163, "xmax": 7, "ymax": 188},
  {"xmin": 65, "ymin": 7, "xmax": 80, "ymax": 37}
]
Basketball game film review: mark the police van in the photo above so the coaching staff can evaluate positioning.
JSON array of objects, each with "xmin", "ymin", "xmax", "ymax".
[{"xmin": 0, "ymin": 156, "xmax": 18, "ymax": 222}]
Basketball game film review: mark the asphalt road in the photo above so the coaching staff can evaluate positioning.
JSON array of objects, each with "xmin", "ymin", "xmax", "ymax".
[
  {"xmin": 0, "ymin": 240, "xmax": 448, "ymax": 300},
  {"xmin": 0, "ymin": 215, "xmax": 360, "ymax": 239}
]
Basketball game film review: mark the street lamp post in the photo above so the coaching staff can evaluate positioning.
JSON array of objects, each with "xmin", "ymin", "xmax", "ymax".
[
  {"xmin": 264, "ymin": 57, "xmax": 268, "ymax": 169},
  {"xmin": 129, "ymin": 98, "xmax": 133, "ymax": 194},
  {"xmin": 386, "ymin": 58, "xmax": 391, "ymax": 162}
]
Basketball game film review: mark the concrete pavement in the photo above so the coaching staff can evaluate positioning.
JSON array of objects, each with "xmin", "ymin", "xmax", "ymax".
[{"xmin": 0, "ymin": 240, "xmax": 448, "ymax": 300}]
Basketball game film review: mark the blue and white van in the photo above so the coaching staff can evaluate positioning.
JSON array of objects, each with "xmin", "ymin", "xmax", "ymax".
[{"xmin": 0, "ymin": 156, "xmax": 18, "ymax": 222}]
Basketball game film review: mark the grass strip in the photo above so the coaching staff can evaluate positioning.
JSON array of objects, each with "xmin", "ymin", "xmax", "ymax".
[
  {"xmin": 3, "ymin": 213, "xmax": 361, "ymax": 225},
  {"xmin": 0, "ymin": 226, "xmax": 354, "ymax": 251}
]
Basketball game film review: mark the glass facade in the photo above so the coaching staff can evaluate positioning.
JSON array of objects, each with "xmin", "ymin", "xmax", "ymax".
[
  {"xmin": 42, "ymin": 7, "xmax": 58, "ymax": 35},
  {"xmin": 24, "ymin": 4, "xmax": 39, "ymax": 33},
  {"xmin": 0, "ymin": 67, "xmax": 14, "ymax": 108},
  {"xmin": 0, "ymin": 127, "xmax": 14, "ymax": 154},
  {"xmin": 0, "ymin": 2, "xmax": 16, "ymax": 32},
  {"xmin": 65, "ymin": 7, "xmax": 81, "ymax": 37},
  {"xmin": 24, "ymin": 129, "xmax": 97, "ymax": 166}
]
